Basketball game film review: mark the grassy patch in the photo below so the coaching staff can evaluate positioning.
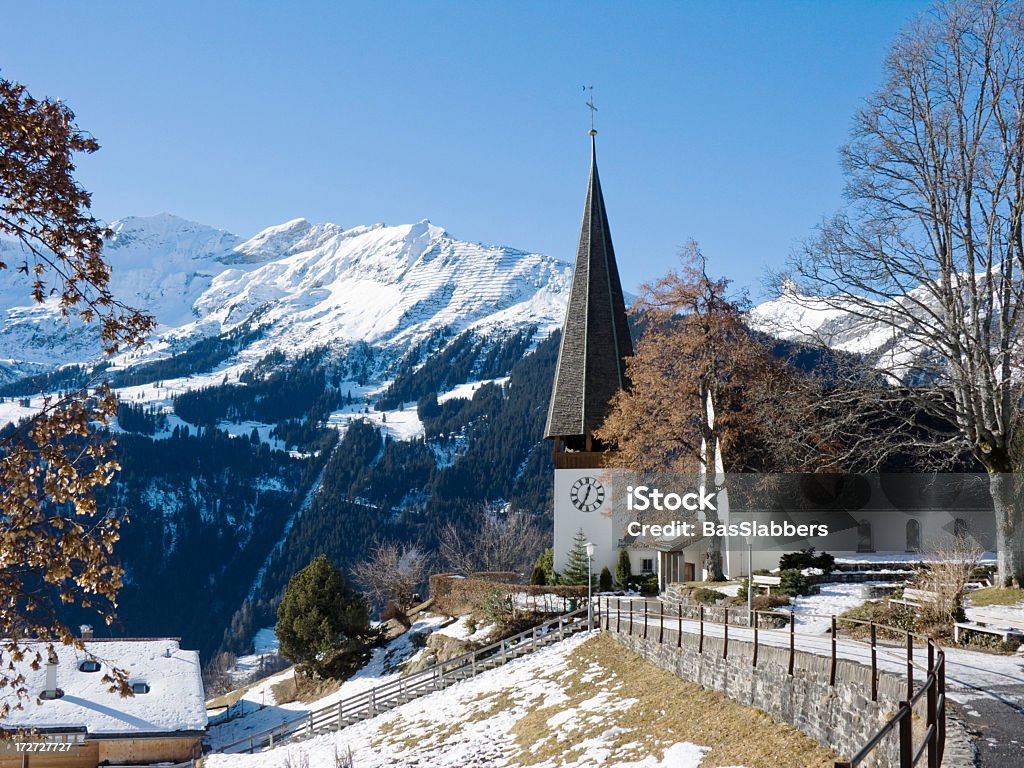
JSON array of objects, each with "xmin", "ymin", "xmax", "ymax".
[
  {"xmin": 966, "ymin": 586, "xmax": 1024, "ymax": 607},
  {"xmin": 507, "ymin": 635, "xmax": 837, "ymax": 768}
]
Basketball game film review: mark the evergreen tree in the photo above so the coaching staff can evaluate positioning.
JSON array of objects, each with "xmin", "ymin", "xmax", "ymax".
[
  {"xmin": 276, "ymin": 554, "xmax": 375, "ymax": 678},
  {"xmin": 615, "ymin": 549, "xmax": 633, "ymax": 586},
  {"xmin": 529, "ymin": 565, "xmax": 546, "ymax": 586},
  {"xmin": 598, "ymin": 566, "xmax": 613, "ymax": 592},
  {"xmin": 562, "ymin": 529, "xmax": 593, "ymax": 586},
  {"xmin": 534, "ymin": 547, "xmax": 557, "ymax": 585}
]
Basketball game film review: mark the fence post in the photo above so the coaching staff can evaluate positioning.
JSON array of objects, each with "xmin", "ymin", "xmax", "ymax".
[
  {"xmin": 248, "ymin": 737, "xmax": 254, "ymax": 754},
  {"xmin": 723, "ymin": 607, "xmax": 729, "ymax": 659},
  {"xmin": 927, "ymin": 642, "xmax": 937, "ymax": 768},
  {"xmin": 906, "ymin": 632, "xmax": 914, "ymax": 700},
  {"xmin": 752, "ymin": 611, "xmax": 758, "ymax": 668},
  {"xmin": 788, "ymin": 611, "xmax": 795, "ymax": 676},
  {"xmin": 699, "ymin": 603, "xmax": 705, "ymax": 654},
  {"xmin": 643, "ymin": 601, "xmax": 649, "ymax": 640},
  {"xmin": 677, "ymin": 603, "xmax": 682, "ymax": 648},
  {"xmin": 629, "ymin": 599, "xmax": 634, "ymax": 636},
  {"xmin": 829, "ymin": 615, "xmax": 837, "ymax": 687},
  {"xmin": 938, "ymin": 652, "xmax": 946, "ymax": 764},
  {"xmin": 899, "ymin": 703, "xmax": 913, "ymax": 768},
  {"xmin": 870, "ymin": 622, "xmax": 878, "ymax": 701},
  {"xmin": 659, "ymin": 602, "xmax": 664, "ymax": 644},
  {"xmin": 337, "ymin": 700, "xmax": 343, "ymax": 729},
  {"xmin": 308, "ymin": 712, "xmax": 314, "ymax": 734},
  {"xmin": 604, "ymin": 596, "xmax": 610, "ymax": 631}
]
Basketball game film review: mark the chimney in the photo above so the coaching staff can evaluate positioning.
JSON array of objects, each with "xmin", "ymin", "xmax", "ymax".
[
  {"xmin": 42, "ymin": 650, "xmax": 60, "ymax": 700},
  {"xmin": 79, "ymin": 625, "xmax": 93, "ymax": 640}
]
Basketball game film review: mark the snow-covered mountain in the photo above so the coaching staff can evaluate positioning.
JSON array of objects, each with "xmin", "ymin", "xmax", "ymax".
[
  {"xmin": 748, "ymin": 287, "xmax": 938, "ymax": 379},
  {"xmin": 0, "ymin": 214, "xmax": 571, "ymax": 382}
]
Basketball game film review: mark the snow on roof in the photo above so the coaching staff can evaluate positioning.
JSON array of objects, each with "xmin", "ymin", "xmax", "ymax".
[{"xmin": 0, "ymin": 639, "xmax": 207, "ymax": 735}]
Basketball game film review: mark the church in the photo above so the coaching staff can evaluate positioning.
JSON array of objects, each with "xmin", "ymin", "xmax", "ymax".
[{"xmin": 543, "ymin": 130, "xmax": 997, "ymax": 589}]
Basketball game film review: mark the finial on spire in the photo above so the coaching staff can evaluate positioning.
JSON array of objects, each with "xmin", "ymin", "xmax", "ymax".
[{"xmin": 583, "ymin": 85, "xmax": 598, "ymax": 135}]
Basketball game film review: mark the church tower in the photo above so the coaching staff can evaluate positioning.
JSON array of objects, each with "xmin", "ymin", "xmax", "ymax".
[{"xmin": 546, "ymin": 130, "xmax": 634, "ymax": 573}]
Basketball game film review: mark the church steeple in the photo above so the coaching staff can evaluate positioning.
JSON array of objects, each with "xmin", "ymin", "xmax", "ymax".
[{"xmin": 544, "ymin": 133, "xmax": 633, "ymax": 455}]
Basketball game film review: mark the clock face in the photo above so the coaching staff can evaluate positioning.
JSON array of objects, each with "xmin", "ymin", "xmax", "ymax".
[{"xmin": 570, "ymin": 476, "xmax": 605, "ymax": 513}]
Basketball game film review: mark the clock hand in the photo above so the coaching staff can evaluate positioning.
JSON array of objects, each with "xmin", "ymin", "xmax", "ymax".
[{"xmin": 581, "ymin": 486, "xmax": 592, "ymax": 505}]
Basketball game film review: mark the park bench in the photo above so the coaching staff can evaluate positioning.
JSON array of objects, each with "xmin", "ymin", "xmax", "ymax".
[
  {"xmin": 751, "ymin": 575, "xmax": 782, "ymax": 594},
  {"xmin": 888, "ymin": 588, "xmax": 940, "ymax": 610},
  {"xmin": 954, "ymin": 608, "xmax": 1024, "ymax": 644}
]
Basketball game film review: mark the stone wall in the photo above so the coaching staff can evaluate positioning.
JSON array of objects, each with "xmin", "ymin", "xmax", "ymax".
[{"xmin": 607, "ymin": 625, "xmax": 907, "ymax": 765}]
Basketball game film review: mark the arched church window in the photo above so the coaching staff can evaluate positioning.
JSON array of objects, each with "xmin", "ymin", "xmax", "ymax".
[
  {"xmin": 857, "ymin": 520, "xmax": 874, "ymax": 553},
  {"xmin": 906, "ymin": 519, "xmax": 921, "ymax": 552}
]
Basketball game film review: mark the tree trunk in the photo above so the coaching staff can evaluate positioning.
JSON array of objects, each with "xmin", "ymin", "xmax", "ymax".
[
  {"xmin": 703, "ymin": 536, "xmax": 725, "ymax": 581},
  {"xmin": 989, "ymin": 472, "xmax": 1024, "ymax": 588}
]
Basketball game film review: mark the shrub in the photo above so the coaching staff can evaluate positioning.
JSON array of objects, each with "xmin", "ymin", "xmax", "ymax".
[
  {"xmin": 482, "ymin": 589, "xmax": 514, "ymax": 626},
  {"xmin": 779, "ymin": 548, "xmax": 834, "ymax": 574},
  {"xmin": 380, "ymin": 601, "xmax": 411, "ymax": 629},
  {"xmin": 529, "ymin": 565, "xmax": 547, "ymax": 586},
  {"xmin": 598, "ymin": 567, "xmax": 613, "ymax": 592},
  {"xmin": 626, "ymin": 574, "xmax": 659, "ymax": 595},
  {"xmin": 692, "ymin": 587, "xmax": 725, "ymax": 605},
  {"xmin": 840, "ymin": 599, "xmax": 916, "ymax": 639},
  {"xmin": 778, "ymin": 569, "xmax": 811, "ymax": 597},
  {"xmin": 736, "ymin": 577, "xmax": 749, "ymax": 602},
  {"xmin": 752, "ymin": 594, "xmax": 791, "ymax": 611},
  {"xmin": 534, "ymin": 548, "xmax": 557, "ymax": 585}
]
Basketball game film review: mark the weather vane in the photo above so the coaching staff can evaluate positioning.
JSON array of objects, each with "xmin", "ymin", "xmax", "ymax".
[{"xmin": 583, "ymin": 85, "xmax": 597, "ymax": 135}]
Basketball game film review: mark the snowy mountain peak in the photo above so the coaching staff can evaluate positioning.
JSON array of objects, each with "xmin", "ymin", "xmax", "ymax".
[{"xmin": 0, "ymin": 214, "xmax": 572, "ymax": 379}]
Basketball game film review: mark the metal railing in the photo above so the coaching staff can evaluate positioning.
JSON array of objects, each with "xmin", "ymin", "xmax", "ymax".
[
  {"xmin": 216, "ymin": 606, "xmax": 593, "ymax": 754},
  {"xmin": 601, "ymin": 596, "xmax": 945, "ymax": 768}
]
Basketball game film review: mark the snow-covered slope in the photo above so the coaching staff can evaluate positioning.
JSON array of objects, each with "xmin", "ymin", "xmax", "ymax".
[
  {"xmin": 0, "ymin": 214, "xmax": 571, "ymax": 380},
  {"xmin": 748, "ymin": 287, "xmax": 938, "ymax": 378}
]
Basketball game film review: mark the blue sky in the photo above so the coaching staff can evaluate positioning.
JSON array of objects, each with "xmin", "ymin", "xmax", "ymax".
[{"xmin": 5, "ymin": 1, "xmax": 930, "ymax": 297}]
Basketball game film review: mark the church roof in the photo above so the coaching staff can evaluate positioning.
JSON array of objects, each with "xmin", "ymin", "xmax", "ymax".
[{"xmin": 545, "ymin": 134, "xmax": 634, "ymax": 440}]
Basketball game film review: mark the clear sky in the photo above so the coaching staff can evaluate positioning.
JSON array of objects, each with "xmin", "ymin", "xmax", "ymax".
[{"xmin": 4, "ymin": 1, "xmax": 932, "ymax": 298}]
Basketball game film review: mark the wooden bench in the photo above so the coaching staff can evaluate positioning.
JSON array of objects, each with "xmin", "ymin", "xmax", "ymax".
[
  {"xmin": 888, "ymin": 588, "xmax": 940, "ymax": 610},
  {"xmin": 751, "ymin": 575, "xmax": 782, "ymax": 595},
  {"xmin": 955, "ymin": 609, "xmax": 1024, "ymax": 644},
  {"xmin": 964, "ymin": 579, "xmax": 991, "ymax": 592}
]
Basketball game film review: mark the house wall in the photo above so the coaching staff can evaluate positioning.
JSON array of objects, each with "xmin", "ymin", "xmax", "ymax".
[
  {"xmin": 0, "ymin": 737, "xmax": 200, "ymax": 768},
  {"xmin": 98, "ymin": 736, "xmax": 200, "ymax": 764}
]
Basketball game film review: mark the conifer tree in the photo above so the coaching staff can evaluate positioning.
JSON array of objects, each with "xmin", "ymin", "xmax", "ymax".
[
  {"xmin": 615, "ymin": 549, "xmax": 633, "ymax": 586},
  {"xmin": 562, "ymin": 529, "xmax": 593, "ymax": 586},
  {"xmin": 276, "ymin": 554, "xmax": 375, "ymax": 678}
]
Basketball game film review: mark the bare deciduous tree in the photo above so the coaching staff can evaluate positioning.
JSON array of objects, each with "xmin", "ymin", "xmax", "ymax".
[
  {"xmin": 917, "ymin": 533, "xmax": 984, "ymax": 627},
  {"xmin": 438, "ymin": 508, "xmax": 547, "ymax": 577},
  {"xmin": 351, "ymin": 541, "xmax": 432, "ymax": 613},
  {"xmin": 774, "ymin": 0, "xmax": 1024, "ymax": 585}
]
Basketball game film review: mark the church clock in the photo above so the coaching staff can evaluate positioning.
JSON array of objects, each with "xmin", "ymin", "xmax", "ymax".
[{"xmin": 570, "ymin": 476, "xmax": 605, "ymax": 513}]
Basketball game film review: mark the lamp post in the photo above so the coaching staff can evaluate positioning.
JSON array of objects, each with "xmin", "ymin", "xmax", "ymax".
[
  {"xmin": 585, "ymin": 541, "xmax": 595, "ymax": 628},
  {"xmin": 745, "ymin": 536, "xmax": 753, "ymax": 625}
]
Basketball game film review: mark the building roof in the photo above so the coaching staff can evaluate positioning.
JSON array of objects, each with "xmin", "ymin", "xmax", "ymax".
[
  {"xmin": 0, "ymin": 639, "xmax": 207, "ymax": 735},
  {"xmin": 545, "ymin": 133, "xmax": 634, "ymax": 440}
]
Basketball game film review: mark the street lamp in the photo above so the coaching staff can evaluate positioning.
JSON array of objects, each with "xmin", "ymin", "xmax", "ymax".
[
  {"xmin": 745, "ymin": 535, "xmax": 753, "ymax": 625},
  {"xmin": 585, "ymin": 541, "xmax": 595, "ymax": 628}
]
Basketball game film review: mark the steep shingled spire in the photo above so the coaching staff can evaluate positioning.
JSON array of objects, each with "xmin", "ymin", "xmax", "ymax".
[{"xmin": 544, "ymin": 133, "xmax": 633, "ymax": 446}]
